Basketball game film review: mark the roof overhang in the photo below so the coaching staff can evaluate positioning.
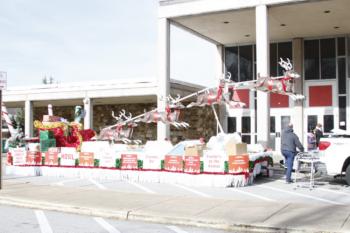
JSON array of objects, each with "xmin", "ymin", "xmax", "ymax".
[
  {"xmin": 3, "ymin": 79, "xmax": 204, "ymax": 107},
  {"xmin": 161, "ymin": 0, "xmax": 350, "ymax": 45}
]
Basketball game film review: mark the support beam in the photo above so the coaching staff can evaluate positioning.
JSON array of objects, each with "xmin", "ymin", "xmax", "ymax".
[
  {"xmin": 24, "ymin": 100, "xmax": 33, "ymax": 138},
  {"xmin": 157, "ymin": 18, "xmax": 171, "ymax": 141},
  {"xmin": 216, "ymin": 44, "xmax": 227, "ymax": 133},
  {"xmin": 292, "ymin": 38, "xmax": 304, "ymax": 142},
  {"xmin": 255, "ymin": 5, "xmax": 270, "ymax": 147},
  {"xmin": 83, "ymin": 97, "xmax": 93, "ymax": 130}
]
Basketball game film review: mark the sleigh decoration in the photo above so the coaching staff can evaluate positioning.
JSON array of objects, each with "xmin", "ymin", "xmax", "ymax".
[
  {"xmin": 135, "ymin": 94, "xmax": 189, "ymax": 129},
  {"xmin": 97, "ymin": 58, "xmax": 304, "ymax": 140},
  {"xmin": 99, "ymin": 110, "xmax": 141, "ymax": 144}
]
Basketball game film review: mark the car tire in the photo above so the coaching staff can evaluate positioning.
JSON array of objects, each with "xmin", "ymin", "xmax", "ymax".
[{"xmin": 346, "ymin": 165, "xmax": 350, "ymax": 185}]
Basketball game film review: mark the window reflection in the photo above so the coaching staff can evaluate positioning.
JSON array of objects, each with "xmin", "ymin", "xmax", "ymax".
[
  {"xmin": 320, "ymin": 38, "xmax": 336, "ymax": 79},
  {"xmin": 323, "ymin": 115, "xmax": 334, "ymax": 133}
]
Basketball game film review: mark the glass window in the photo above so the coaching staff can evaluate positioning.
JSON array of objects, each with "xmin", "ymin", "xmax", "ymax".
[
  {"xmin": 348, "ymin": 37, "xmax": 350, "ymax": 78},
  {"xmin": 270, "ymin": 116, "xmax": 276, "ymax": 133},
  {"xmin": 242, "ymin": 116, "xmax": 251, "ymax": 133},
  {"xmin": 270, "ymin": 43, "xmax": 277, "ymax": 77},
  {"xmin": 320, "ymin": 38, "xmax": 336, "ymax": 79},
  {"xmin": 225, "ymin": 47, "xmax": 239, "ymax": 82},
  {"xmin": 339, "ymin": 96, "xmax": 347, "ymax": 130},
  {"xmin": 277, "ymin": 42, "xmax": 293, "ymax": 76},
  {"xmin": 307, "ymin": 115, "xmax": 317, "ymax": 132},
  {"xmin": 338, "ymin": 57, "xmax": 346, "ymax": 94},
  {"xmin": 239, "ymin": 45, "xmax": 253, "ymax": 81},
  {"xmin": 227, "ymin": 117, "xmax": 237, "ymax": 133},
  {"xmin": 338, "ymin": 37, "xmax": 345, "ymax": 56},
  {"xmin": 242, "ymin": 135, "xmax": 251, "ymax": 144},
  {"xmin": 323, "ymin": 115, "xmax": 334, "ymax": 133},
  {"xmin": 304, "ymin": 40, "xmax": 320, "ymax": 80},
  {"xmin": 281, "ymin": 116, "xmax": 291, "ymax": 132}
]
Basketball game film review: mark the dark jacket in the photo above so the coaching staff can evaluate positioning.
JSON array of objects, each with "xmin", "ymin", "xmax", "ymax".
[
  {"xmin": 314, "ymin": 128, "xmax": 323, "ymax": 147},
  {"xmin": 281, "ymin": 127, "xmax": 304, "ymax": 153}
]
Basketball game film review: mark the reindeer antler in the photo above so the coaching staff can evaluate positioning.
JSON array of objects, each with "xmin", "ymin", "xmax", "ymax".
[
  {"xmin": 118, "ymin": 109, "xmax": 127, "ymax": 120},
  {"xmin": 279, "ymin": 58, "xmax": 293, "ymax": 71},
  {"xmin": 112, "ymin": 111, "xmax": 119, "ymax": 121}
]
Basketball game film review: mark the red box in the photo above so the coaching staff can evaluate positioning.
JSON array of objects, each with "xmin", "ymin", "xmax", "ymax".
[
  {"xmin": 228, "ymin": 154, "xmax": 249, "ymax": 173},
  {"xmin": 121, "ymin": 154, "xmax": 138, "ymax": 169},
  {"xmin": 45, "ymin": 151, "xmax": 59, "ymax": 166},
  {"xmin": 164, "ymin": 155, "xmax": 183, "ymax": 172},
  {"xmin": 79, "ymin": 152, "xmax": 94, "ymax": 167},
  {"xmin": 184, "ymin": 155, "xmax": 200, "ymax": 174},
  {"xmin": 27, "ymin": 151, "xmax": 42, "ymax": 165}
]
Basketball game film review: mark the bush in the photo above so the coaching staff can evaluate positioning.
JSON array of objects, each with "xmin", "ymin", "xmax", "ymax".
[
  {"xmin": 161, "ymin": 160, "xmax": 164, "ymax": 170},
  {"xmin": 94, "ymin": 159, "xmax": 99, "ymax": 167},
  {"xmin": 137, "ymin": 160, "xmax": 143, "ymax": 169},
  {"xmin": 224, "ymin": 161, "xmax": 228, "ymax": 173},
  {"xmin": 115, "ymin": 158, "xmax": 121, "ymax": 168}
]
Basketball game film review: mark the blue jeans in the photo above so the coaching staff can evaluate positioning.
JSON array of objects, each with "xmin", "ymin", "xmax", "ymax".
[{"xmin": 282, "ymin": 150, "xmax": 295, "ymax": 182}]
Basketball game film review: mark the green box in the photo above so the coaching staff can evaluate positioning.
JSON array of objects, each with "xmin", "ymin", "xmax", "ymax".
[
  {"xmin": 40, "ymin": 130, "xmax": 54, "ymax": 140},
  {"xmin": 40, "ymin": 139, "xmax": 56, "ymax": 152}
]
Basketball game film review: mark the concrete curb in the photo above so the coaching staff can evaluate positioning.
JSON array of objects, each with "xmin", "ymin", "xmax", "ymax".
[
  {"xmin": 0, "ymin": 196, "xmax": 128, "ymax": 221},
  {"xmin": 0, "ymin": 195, "xmax": 338, "ymax": 233}
]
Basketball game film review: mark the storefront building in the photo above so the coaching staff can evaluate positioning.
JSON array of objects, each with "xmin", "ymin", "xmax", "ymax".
[
  {"xmin": 158, "ymin": 0, "xmax": 350, "ymax": 149},
  {"xmin": 3, "ymin": 79, "xmax": 218, "ymax": 143}
]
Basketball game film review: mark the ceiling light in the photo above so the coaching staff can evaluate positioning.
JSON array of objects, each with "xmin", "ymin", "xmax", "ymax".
[
  {"xmin": 280, "ymin": 24, "xmax": 286, "ymax": 27},
  {"xmin": 324, "ymin": 10, "xmax": 331, "ymax": 14},
  {"xmin": 223, "ymin": 21, "xmax": 229, "ymax": 24},
  {"xmin": 334, "ymin": 26, "xmax": 340, "ymax": 29}
]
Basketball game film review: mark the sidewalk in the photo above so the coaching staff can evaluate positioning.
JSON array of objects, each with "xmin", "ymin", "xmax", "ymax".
[{"xmin": 0, "ymin": 180, "xmax": 349, "ymax": 233}]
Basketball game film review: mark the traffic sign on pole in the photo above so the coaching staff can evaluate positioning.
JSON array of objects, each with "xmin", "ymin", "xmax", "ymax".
[{"xmin": 0, "ymin": 71, "xmax": 5, "ymax": 189}]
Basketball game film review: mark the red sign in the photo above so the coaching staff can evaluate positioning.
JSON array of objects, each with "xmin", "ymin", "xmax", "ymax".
[
  {"xmin": 164, "ymin": 155, "xmax": 183, "ymax": 172},
  {"xmin": 228, "ymin": 155, "xmax": 249, "ymax": 173},
  {"xmin": 121, "ymin": 154, "xmax": 138, "ymax": 169},
  {"xmin": 79, "ymin": 152, "xmax": 94, "ymax": 167},
  {"xmin": 233, "ymin": 90, "xmax": 250, "ymax": 107},
  {"xmin": 309, "ymin": 85, "xmax": 332, "ymax": 106},
  {"xmin": 26, "ymin": 151, "xmax": 41, "ymax": 165},
  {"xmin": 184, "ymin": 156, "xmax": 200, "ymax": 174},
  {"xmin": 270, "ymin": 93, "xmax": 289, "ymax": 108},
  {"xmin": 45, "ymin": 151, "xmax": 59, "ymax": 166}
]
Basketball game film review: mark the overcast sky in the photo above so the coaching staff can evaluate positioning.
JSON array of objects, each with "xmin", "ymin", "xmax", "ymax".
[{"xmin": 0, "ymin": 0, "xmax": 217, "ymax": 88}]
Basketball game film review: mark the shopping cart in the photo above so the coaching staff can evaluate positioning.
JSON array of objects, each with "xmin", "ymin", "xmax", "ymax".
[{"xmin": 294, "ymin": 151, "xmax": 320, "ymax": 190}]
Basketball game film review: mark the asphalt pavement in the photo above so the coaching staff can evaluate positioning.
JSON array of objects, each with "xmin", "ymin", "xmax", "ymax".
[{"xmin": 1, "ymin": 161, "xmax": 350, "ymax": 233}]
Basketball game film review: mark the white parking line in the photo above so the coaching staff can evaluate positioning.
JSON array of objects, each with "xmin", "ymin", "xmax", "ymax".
[
  {"xmin": 229, "ymin": 188, "xmax": 275, "ymax": 202},
  {"xmin": 171, "ymin": 184, "xmax": 212, "ymax": 198},
  {"xmin": 267, "ymin": 178, "xmax": 350, "ymax": 198},
  {"xmin": 89, "ymin": 178, "xmax": 107, "ymax": 190},
  {"xmin": 94, "ymin": 217, "xmax": 121, "ymax": 233},
  {"xmin": 167, "ymin": 225, "xmax": 188, "ymax": 233},
  {"xmin": 51, "ymin": 178, "xmax": 82, "ymax": 186},
  {"xmin": 35, "ymin": 210, "xmax": 53, "ymax": 233},
  {"xmin": 259, "ymin": 184, "xmax": 342, "ymax": 205},
  {"xmin": 318, "ymin": 188, "xmax": 350, "ymax": 197},
  {"xmin": 128, "ymin": 181, "xmax": 156, "ymax": 194}
]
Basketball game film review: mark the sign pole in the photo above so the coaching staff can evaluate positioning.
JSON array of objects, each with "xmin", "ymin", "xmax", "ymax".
[{"xmin": 0, "ymin": 89, "xmax": 2, "ymax": 190}]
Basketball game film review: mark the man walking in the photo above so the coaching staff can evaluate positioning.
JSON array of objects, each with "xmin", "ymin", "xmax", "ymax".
[
  {"xmin": 314, "ymin": 123, "xmax": 324, "ymax": 148},
  {"xmin": 281, "ymin": 123, "xmax": 304, "ymax": 183}
]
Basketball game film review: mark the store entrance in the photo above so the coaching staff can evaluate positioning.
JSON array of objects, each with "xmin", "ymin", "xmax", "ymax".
[{"xmin": 270, "ymin": 115, "xmax": 291, "ymax": 151}]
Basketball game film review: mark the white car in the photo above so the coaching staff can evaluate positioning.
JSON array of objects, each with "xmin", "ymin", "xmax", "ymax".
[{"xmin": 318, "ymin": 129, "xmax": 350, "ymax": 185}]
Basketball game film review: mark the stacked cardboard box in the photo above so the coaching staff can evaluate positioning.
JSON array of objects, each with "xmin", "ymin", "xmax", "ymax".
[
  {"xmin": 225, "ymin": 139, "xmax": 249, "ymax": 173},
  {"xmin": 184, "ymin": 144, "xmax": 205, "ymax": 157},
  {"xmin": 40, "ymin": 130, "xmax": 56, "ymax": 152}
]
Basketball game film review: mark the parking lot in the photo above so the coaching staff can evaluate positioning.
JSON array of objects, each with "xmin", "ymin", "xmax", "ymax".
[{"xmin": 4, "ymin": 168, "xmax": 350, "ymax": 206}]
